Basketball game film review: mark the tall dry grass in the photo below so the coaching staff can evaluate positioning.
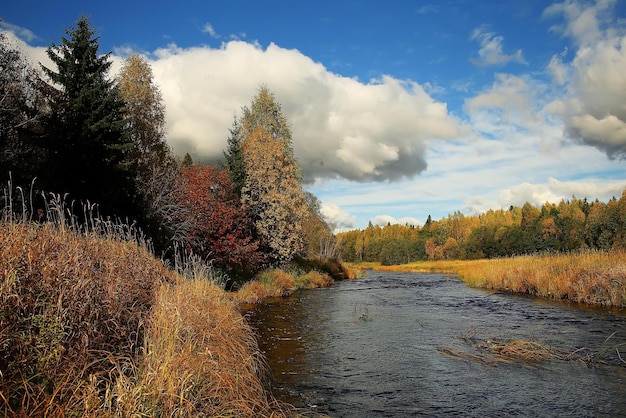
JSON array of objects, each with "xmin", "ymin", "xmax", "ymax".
[
  {"xmin": 234, "ymin": 268, "xmax": 335, "ymax": 305},
  {"xmin": 112, "ymin": 279, "xmax": 286, "ymax": 417},
  {"xmin": 0, "ymin": 222, "xmax": 288, "ymax": 417},
  {"xmin": 372, "ymin": 251, "xmax": 626, "ymax": 308}
]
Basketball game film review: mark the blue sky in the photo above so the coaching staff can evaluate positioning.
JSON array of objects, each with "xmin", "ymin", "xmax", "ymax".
[{"xmin": 2, "ymin": 0, "xmax": 626, "ymax": 230}]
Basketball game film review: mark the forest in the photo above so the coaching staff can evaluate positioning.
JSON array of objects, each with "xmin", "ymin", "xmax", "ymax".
[
  {"xmin": 337, "ymin": 192, "xmax": 626, "ymax": 265},
  {"xmin": 0, "ymin": 17, "xmax": 336, "ymax": 285}
]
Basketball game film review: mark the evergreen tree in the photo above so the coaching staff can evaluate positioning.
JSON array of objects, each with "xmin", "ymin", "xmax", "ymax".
[
  {"xmin": 40, "ymin": 16, "xmax": 135, "ymax": 218},
  {"xmin": 181, "ymin": 153, "xmax": 193, "ymax": 167},
  {"xmin": 0, "ymin": 31, "xmax": 46, "ymax": 187},
  {"xmin": 223, "ymin": 116, "xmax": 245, "ymax": 195}
]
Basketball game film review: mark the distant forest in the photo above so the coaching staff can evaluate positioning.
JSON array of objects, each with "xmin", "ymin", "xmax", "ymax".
[{"xmin": 337, "ymin": 191, "xmax": 626, "ymax": 265}]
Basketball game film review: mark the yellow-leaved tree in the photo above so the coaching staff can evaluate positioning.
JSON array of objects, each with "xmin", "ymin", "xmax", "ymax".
[
  {"xmin": 117, "ymin": 53, "xmax": 187, "ymax": 252},
  {"xmin": 236, "ymin": 87, "xmax": 309, "ymax": 263}
]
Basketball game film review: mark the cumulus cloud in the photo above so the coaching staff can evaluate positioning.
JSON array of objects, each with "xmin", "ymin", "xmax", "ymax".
[
  {"xmin": 146, "ymin": 41, "xmax": 465, "ymax": 182},
  {"xmin": 544, "ymin": 0, "xmax": 626, "ymax": 159},
  {"xmin": 371, "ymin": 215, "xmax": 420, "ymax": 227},
  {"xmin": 470, "ymin": 26, "xmax": 527, "ymax": 67},
  {"xmin": 464, "ymin": 177, "xmax": 626, "ymax": 215},
  {"xmin": 543, "ymin": 0, "xmax": 616, "ymax": 45},
  {"xmin": 320, "ymin": 203, "xmax": 357, "ymax": 230}
]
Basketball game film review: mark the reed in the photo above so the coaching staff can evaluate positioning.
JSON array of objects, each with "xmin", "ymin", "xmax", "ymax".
[{"xmin": 366, "ymin": 251, "xmax": 626, "ymax": 308}]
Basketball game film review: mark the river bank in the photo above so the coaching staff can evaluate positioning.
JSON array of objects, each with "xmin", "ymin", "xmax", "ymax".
[
  {"xmin": 352, "ymin": 250, "xmax": 626, "ymax": 309},
  {"xmin": 0, "ymin": 222, "xmax": 290, "ymax": 417}
]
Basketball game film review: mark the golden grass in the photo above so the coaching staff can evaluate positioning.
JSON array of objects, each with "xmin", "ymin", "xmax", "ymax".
[
  {"xmin": 0, "ymin": 222, "xmax": 289, "ymax": 417},
  {"xmin": 234, "ymin": 268, "xmax": 335, "ymax": 305},
  {"xmin": 363, "ymin": 251, "xmax": 626, "ymax": 308},
  {"xmin": 437, "ymin": 338, "xmax": 592, "ymax": 368},
  {"xmin": 294, "ymin": 270, "xmax": 334, "ymax": 289},
  {"xmin": 113, "ymin": 279, "xmax": 286, "ymax": 417}
]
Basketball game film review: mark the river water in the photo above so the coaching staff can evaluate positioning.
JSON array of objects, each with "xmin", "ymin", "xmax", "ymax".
[{"xmin": 244, "ymin": 271, "xmax": 626, "ymax": 417}]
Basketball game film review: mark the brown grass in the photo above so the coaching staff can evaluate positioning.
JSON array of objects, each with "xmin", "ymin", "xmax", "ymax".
[
  {"xmin": 294, "ymin": 271, "xmax": 334, "ymax": 289},
  {"xmin": 234, "ymin": 268, "xmax": 336, "ymax": 305},
  {"xmin": 438, "ymin": 333, "xmax": 596, "ymax": 368},
  {"xmin": 364, "ymin": 251, "xmax": 626, "ymax": 308},
  {"xmin": 113, "ymin": 279, "xmax": 286, "ymax": 417},
  {"xmin": 0, "ymin": 222, "xmax": 289, "ymax": 417}
]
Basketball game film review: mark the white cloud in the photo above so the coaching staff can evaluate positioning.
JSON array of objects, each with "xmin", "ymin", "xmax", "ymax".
[
  {"xmin": 470, "ymin": 26, "xmax": 527, "ymax": 67},
  {"xmin": 146, "ymin": 41, "xmax": 466, "ymax": 182},
  {"xmin": 543, "ymin": 0, "xmax": 626, "ymax": 158},
  {"xmin": 0, "ymin": 21, "xmax": 38, "ymax": 43},
  {"xmin": 464, "ymin": 73, "xmax": 547, "ymax": 135},
  {"xmin": 202, "ymin": 23, "xmax": 219, "ymax": 39},
  {"xmin": 371, "ymin": 215, "xmax": 420, "ymax": 227},
  {"xmin": 543, "ymin": 0, "xmax": 616, "ymax": 46},
  {"xmin": 320, "ymin": 203, "xmax": 357, "ymax": 230},
  {"xmin": 0, "ymin": 28, "xmax": 53, "ymax": 74}
]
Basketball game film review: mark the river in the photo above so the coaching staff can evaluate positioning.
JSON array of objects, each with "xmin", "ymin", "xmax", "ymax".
[{"xmin": 244, "ymin": 271, "xmax": 626, "ymax": 417}]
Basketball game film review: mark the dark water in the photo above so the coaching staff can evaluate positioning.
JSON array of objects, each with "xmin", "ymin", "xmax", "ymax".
[{"xmin": 245, "ymin": 271, "xmax": 626, "ymax": 417}]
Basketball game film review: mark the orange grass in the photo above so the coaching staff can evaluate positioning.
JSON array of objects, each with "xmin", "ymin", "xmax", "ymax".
[
  {"xmin": 295, "ymin": 270, "xmax": 334, "ymax": 289},
  {"xmin": 234, "ymin": 268, "xmax": 335, "ymax": 305},
  {"xmin": 0, "ymin": 222, "xmax": 289, "ymax": 417},
  {"xmin": 368, "ymin": 251, "xmax": 626, "ymax": 308}
]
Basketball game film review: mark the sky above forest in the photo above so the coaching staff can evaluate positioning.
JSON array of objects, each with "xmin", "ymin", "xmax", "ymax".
[{"xmin": 2, "ymin": 0, "xmax": 626, "ymax": 230}]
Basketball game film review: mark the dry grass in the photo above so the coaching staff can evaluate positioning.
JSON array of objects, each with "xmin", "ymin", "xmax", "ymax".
[
  {"xmin": 113, "ymin": 279, "xmax": 287, "ymax": 417},
  {"xmin": 294, "ymin": 271, "xmax": 333, "ymax": 289},
  {"xmin": 234, "ymin": 269, "xmax": 335, "ymax": 305},
  {"xmin": 367, "ymin": 251, "xmax": 626, "ymax": 308},
  {"xmin": 438, "ymin": 329, "xmax": 597, "ymax": 368},
  {"xmin": 0, "ymin": 222, "xmax": 289, "ymax": 417}
]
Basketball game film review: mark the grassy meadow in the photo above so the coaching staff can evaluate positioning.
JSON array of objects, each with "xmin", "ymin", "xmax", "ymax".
[
  {"xmin": 0, "ymin": 221, "xmax": 291, "ymax": 417},
  {"xmin": 358, "ymin": 251, "xmax": 626, "ymax": 308}
]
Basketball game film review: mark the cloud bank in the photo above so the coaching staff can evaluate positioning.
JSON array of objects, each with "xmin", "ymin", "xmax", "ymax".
[{"xmin": 147, "ymin": 41, "xmax": 466, "ymax": 183}]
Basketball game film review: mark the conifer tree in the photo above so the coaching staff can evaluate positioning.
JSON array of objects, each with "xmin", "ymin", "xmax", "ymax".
[
  {"xmin": 0, "ymin": 31, "xmax": 46, "ymax": 186},
  {"xmin": 40, "ymin": 16, "xmax": 135, "ymax": 217},
  {"xmin": 223, "ymin": 116, "xmax": 245, "ymax": 195}
]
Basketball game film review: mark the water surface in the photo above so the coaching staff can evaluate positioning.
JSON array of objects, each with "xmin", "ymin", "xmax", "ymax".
[{"xmin": 245, "ymin": 271, "xmax": 626, "ymax": 417}]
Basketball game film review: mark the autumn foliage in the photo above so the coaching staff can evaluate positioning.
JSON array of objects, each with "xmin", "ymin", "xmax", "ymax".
[{"xmin": 177, "ymin": 164, "xmax": 264, "ymax": 271}]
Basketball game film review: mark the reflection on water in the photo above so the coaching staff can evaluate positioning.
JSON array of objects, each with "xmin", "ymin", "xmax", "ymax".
[{"xmin": 245, "ymin": 271, "xmax": 626, "ymax": 417}]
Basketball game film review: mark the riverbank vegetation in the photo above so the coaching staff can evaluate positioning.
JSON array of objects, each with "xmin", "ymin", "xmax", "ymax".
[
  {"xmin": 235, "ymin": 261, "xmax": 362, "ymax": 304},
  {"xmin": 1, "ymin": 16, "xmax": 342, "ymax": 417},
  {"xmin": 0, "ymin": 221, "xmax": 291, "ymax": 417},
  {"xmin": 359, "ymin": 250, "xmax": 626, "ymax": 308}
]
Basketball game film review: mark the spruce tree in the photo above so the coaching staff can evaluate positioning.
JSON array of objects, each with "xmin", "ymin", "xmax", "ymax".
[
  {"xmin": 223, "ymin": 116, "xmax": 245, "ymax": 195},
  {"xmin": 40, "ymin": 16, "xmax": 135, "ymax": 218}
]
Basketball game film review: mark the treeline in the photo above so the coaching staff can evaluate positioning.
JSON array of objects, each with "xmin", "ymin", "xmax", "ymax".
[
  {"xmin": 0, "ymin": 16, "xmax": 335, "ymax": 284},
  {"xmin": 337, "ymin": 192, "xmax": 626, "ymax": 265}
]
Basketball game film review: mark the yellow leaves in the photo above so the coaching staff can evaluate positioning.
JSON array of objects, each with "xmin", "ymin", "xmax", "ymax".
[{"xmin": 242, "ymin": 127, "xmax": 307, "ymax": 261}]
